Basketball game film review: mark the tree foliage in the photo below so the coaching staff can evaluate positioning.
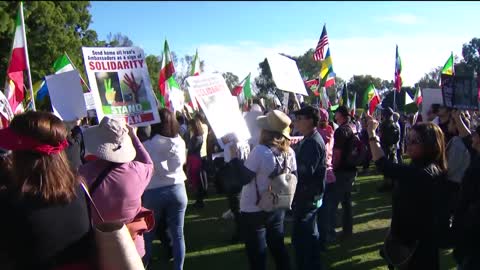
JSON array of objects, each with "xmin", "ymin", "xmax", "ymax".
[
  {"xmin": 106, "ymin": 32, "xmax": 134, "ymax": 47},
  {"xmin": 415, "ymin": 66, "xmax": 442, "ymax": 89},
  {"xmin": 222, "ymin": 72, "xmax": 239, "ymax": 91},
  {"xmin": 462, "ymin": 37, "xmax": 480, "ymax": 74},
  {"xmin": 0, "ymin": 1, "xmax": 103, "ymax": 86}
]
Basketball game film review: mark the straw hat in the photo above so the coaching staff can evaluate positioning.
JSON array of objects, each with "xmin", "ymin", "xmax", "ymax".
[
  {"xmin": 83, "ymin": 117, "xmax": 136, "ymax": 163},
  {"xmin": 256, "ymin": 110, "xmax": 292, "ymax": 139}
]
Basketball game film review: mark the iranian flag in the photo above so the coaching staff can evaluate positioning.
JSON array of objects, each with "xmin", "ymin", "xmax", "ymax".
[
  {"xmin": 362, "ymin": 83, "xmax": 380, "ymax": 115},
  {"xmin": 441, "ymin": 52, "xmax": 454, "ymax": 76},
  {"xmin": 4, "ymin": 3, "xmax": 28, "ymax": 114},
  {"xmin": 233, "ymin": 73, "xmax": 253, "ymax": 104},
  {"xmin": 158, "ymin": 40, "xmax": 176, "ymax": 109},
  {"xmin": 414, "ymin": 87, "xmax": 422, "ymax": 106},
  {"xmin": 53, "ymin": 54, "xmax": 74, "ymax": 74},
  {"xmin": 191, "ymin": 49, "xmax": 201, "ymax": 76}
]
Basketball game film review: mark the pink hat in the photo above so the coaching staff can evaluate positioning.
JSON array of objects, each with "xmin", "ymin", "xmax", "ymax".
[{"xmin": 318, "ymin": 108, "xmax": 329, "ymax": 122}]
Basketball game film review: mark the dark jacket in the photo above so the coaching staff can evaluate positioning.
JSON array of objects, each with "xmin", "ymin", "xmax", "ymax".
[
  {"xmin": 0, "ymin": 185, "xmax": 95, "ymax": 269},
  {"xmin": 333, "ymin": 122, "xmax": 356, "ymax": 172},
  {"xmin": 453, "ymin": 136, "xmax": 480, "ymax": 263},
  {"xmin": 376, "ymin": 158, "xmax": 447, "ymax": 270},
  {"xmin": 294, "ymin": 130, "xmax": 327, "ymax": 209}
]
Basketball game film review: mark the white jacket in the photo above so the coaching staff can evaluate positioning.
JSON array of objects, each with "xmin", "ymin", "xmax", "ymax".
[{"xmin": 143, "ymin": 134, "xmax": 187, "ymax": 189}]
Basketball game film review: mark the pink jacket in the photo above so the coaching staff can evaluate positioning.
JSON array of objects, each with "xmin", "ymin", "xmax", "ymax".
[
  {"xmin": 318, "ymin": 125, "xmax": 336, "ymax": 183},
  {"xmin": 79, "ymin": 133, "xmax": 154, "ymax": 257}
]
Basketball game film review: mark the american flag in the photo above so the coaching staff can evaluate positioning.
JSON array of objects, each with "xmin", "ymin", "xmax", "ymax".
[{"xmin": 313, "ymin": 25, "xmax": 328, "ymax": 61}]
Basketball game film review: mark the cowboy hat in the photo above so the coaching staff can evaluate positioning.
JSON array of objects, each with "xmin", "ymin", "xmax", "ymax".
[{"xmin": 256, "ymin": 110, "xmax": 291, "ymax": 139}]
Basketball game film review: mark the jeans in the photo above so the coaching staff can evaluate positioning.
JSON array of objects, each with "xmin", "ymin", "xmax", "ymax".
[
  {"xmin": 318, "ymin": 182, "xmax": 338, "ymax": 245},
  {"xmin": 241, "ymin": 210, "xmax": 291, "ymax": 270},
  {"xmin": 334, "ymin": 171, "xmax": 355, "ymax": 235},
  {"xmin": 142, "ymin": 184, "xmax": 188, "ymax": 270},
  {"xmin": 292, "ymin": 206, "xmax": 323, "ymax": 270},
  {"xmin": 227, "ymin": 192, "xmax": 241, "ymax": 239}
]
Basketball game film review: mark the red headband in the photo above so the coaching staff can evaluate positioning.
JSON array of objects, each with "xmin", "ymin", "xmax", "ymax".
[{"xmin": 0, "ymin": 127, "xmax": 69, "ymax": 155}]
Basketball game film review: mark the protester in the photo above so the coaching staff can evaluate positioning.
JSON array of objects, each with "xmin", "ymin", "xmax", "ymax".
[
  {"xmin": 137, "ymin": 125, "xmax": 152, "ymax": 142},
  {"xmin": 292, "ymin": 106, "xmax": 327, "ymax": 269},
  {"xmin": 0, "ymin": 111, "xmax": 96, "ymax": 269},
  {"xmin": 391, "ymin": 113, "xmax": 402, "ymax": 164},
  {"xmin": 377, "ymin": 107, "xmax": 400, "ymax": 192},
  {"xmin": 437, "ymin": 105, "xmax": 453, "ymax": 144},
  {"xmin": 79, "ymin": 117, "xmax": 154, "ymax": 258},
  {"xmin": 452, "ymin": 112, "xmax": 480, "ymax": 270},
  {"xmin": 141, "ymin": 109, "xmax": 188, "ymax": 269},
  {"xmin": 367, "ymin": 115, "xmax": 448, "ymax": 269},
  {"xmin": 232, "ymin": 110, "xmax": 295, "ymax": 270},
  {"xmin": 359, "ymin": 115, "xmax": 372, "ymax": 174},
  {"xmin": 187, "ymin": 117, "xmax": 206, "ymax": 208},
  {"xmin": 64, "ymin": 119, "xmax": 86, "ymax": 170},
  {"xmin": 317, "ymin": 108, "xmax": 338, "ymax": 245},
  {"xmin": 195, "ymin": 112, "xmax": 209, "ymax": 200},
  {"xmin": 177, "ymin": 113, "xmax": 189, "ymax": 143},
  {"xmin": 332, "ymin": 105, "xmax": 356, "ymax": 239}
]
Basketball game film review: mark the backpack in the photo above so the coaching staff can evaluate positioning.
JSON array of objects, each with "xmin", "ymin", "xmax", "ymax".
[
  {"xmin": 345, "ymin": 128, "xmax": 368, "ymax": 167},
  {"xmin": 255, "ymin": 150, "xmax": 298, "ymax": 212}
]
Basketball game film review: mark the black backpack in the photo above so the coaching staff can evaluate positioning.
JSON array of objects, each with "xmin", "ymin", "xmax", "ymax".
[{"xmin": 381, "ymin": 121, "xmax": 400, "ymax": 146}]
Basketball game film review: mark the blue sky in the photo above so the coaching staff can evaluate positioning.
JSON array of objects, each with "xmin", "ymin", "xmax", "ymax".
[{"xmin": 90, "ymin": 1, "xmax": 480, "ymax": 86}]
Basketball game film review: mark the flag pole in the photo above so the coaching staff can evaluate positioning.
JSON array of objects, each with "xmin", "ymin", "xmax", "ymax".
[
  {"xmin": 20, "ymin": 2, "xmax": 35, "ymax": 111},
  {"xmin": 393, "ymin": 88, "xmax": 396, "ymax": 112},
  {"xmin": 64, "ymin": 51, "xmax": 92, "ymax": 92}
]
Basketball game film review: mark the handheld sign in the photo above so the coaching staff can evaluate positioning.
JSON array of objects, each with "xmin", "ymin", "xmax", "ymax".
[
  {"xmin": 186, "ymin": 73, "xmax": 251, "ymax": 148},
  {"xmin": 267, "ymin": 53, "xmax": 308, "ymax": 96},
  {"xmin": 82, "ymin": 47, "xmax": 160, "ymax": 127},
  {"xmin": 46, "ymin": 70, "xmax": 87, "ymax": 121}
]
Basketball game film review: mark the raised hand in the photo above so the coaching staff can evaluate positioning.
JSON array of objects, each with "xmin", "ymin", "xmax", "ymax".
[
  {"xmin": 104, "ymin": 78, "xmax": 116, "ymax": 105},
  {"xmin": 123, "ymin": 72, "xmax": 143, "ymax": 103}
]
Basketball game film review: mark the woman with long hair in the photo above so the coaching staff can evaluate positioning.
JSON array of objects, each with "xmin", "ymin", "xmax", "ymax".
[
  {"xmin": 187, "ymin": 117, "xmax": 205, "ymax": 208},
  {"xmin": 0, "ymin": 111, "xmax": 95, "ymax": 269},
  {"xmin": 366, "ymin": 115, "xmax": 448, "ymax": 269},
  {"xmin": 142, "ymin": 109, "xmax": 188, "ymax": 269},
  {"xmin": 230, "ymin": 110, "xmax": 295, "ymax": 270}
]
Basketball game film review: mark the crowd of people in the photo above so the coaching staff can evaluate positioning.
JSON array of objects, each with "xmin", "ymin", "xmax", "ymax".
[{"xmin": 0, "ymin": 98, "xmax": 479, "ymax": 270}]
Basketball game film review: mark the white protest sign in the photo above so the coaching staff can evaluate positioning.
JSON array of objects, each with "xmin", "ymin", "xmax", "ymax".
[
  {"xmin": 421, "ymin": 88, "xmax": 443, "ymax": 121},
  {"xmin": 46, "ymin": 70, "xmax": 87, "ymax": 121},
  {"xmin": 82, "ymin": 47, "xmax": 160, "ymax": 127},
  {"xmin": 186, "ymin": 73, "xmax": 251, "ymax": 148},
  {"xmin": 83, "ymin": 92, "xmax": 96, "ymax": 110},
  {"xmin": 267, "ymin": 53, "xmax": 308, "ymax": 96}
]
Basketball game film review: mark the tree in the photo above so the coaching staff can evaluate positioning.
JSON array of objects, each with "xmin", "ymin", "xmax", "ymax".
[
  {"xmin": 106, "ymin": 32, "xmax": 133, "ymax": 47},
  {"xmin": 294, "ymin": 49, "xmax": 321, "ymax": 79},
  {"xmin": 461, "ymin": 37, "xmax": 480, "ymax": 74},
  {"xmin": 0, "ymin": 1, "xmax": 102, "ymax": 86},
  {"xmin": 171, "ymin": 53, "xmax": 205, "ymax": 90},
  {"xmin": 347, "ymin": 75, "xmax": 383, "ymax": 109},
  {"xmin": 255, "ymin": 58, "xmax": 277, "ymax": 96},
  {"xmin": 145, "ymin": 54, "xmax": 161, "ymax": 92},
  {"xmin": 222, "ymin": 72, "xmax": 239, "ymax": 91},
  {"xmin": 414, "ymin": 66, "xmax": 442, "ymax": 89}
]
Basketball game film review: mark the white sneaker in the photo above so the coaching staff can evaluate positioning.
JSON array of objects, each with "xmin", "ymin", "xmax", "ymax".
[{"xmin": 222, "ymin": 209, "xmax": 234, "ymax": 220}]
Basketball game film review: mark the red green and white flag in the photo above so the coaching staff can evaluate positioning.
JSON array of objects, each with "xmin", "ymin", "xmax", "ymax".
[
  {"xmin": 158, "ymin": 40, "xmax": 176, "ymax": 109},
  {"xmin": 233, "ymin": 73, "xmax": 253, "ymax": 104},
  {"xmin": 53, "ymin": 54, "xmax": 74, "ymax": 74},
  {"xmin": 362, "ymin": 83, "xmax": 380, "ymax": 115},
  {"xmin": 4, "ymin": 3, "xmax": 28, "ymax": 114},
  {"xmin": 191, "ymin": 49, "xmax": 201, "ymax": 76},
  {"xmin": 394, "ymin": 45, "xmax": 402, "ymax": 92},
  {"xmin": 414, "ymin": 87, "xmax": 422, "ymax": 106}
]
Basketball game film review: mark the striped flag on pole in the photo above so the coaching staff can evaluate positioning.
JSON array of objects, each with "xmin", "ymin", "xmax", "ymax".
[{"xmin": 313, "ymin": 24, "xmax": 328, "ymax": 61}]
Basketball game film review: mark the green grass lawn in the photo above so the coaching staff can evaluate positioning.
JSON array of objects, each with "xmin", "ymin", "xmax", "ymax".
[{"xmin": 149, "ymin": 167, "xmax": 457, "ymax": 269}]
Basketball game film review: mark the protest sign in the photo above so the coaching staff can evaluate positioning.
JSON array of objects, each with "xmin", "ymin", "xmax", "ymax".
[
  {"xmin": 82, "ymin": 47, "xmax": 160, "ymax": 126},
  {"xmin": 421, "ymin": 88, "xmax": 443, "ymax": 121},
  {"xmin": 46, "ymin": 70, "xmax": 87, "ymax": 121},
  {"xmin": 267, "ymin": 53, "xmax": 308, "ymax": 96},
  {"xmin": 83, "ymin": 92, "xmax": 96, "ymax": 110},
  {"xmin": 186, "ymin": 73, "xmax": 250, "ymax": 148},
  {"xmin": 442, "ymin": 74, "xmax": 479, "ymax": 110}
]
